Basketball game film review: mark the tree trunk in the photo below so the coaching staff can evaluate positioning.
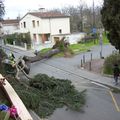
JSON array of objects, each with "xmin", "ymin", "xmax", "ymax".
[{"xmin": 26, "ymin": 49, "xmax": 60, "ymax": 63}]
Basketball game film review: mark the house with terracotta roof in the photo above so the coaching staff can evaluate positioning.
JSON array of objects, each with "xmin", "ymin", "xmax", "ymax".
[
  {"xmin": 2, "ymin": 19, "xmax": 19, "ymax": 34},
  {"xmin": 20, "ymin": 11, "xmax": 70, "ymax": 50}
]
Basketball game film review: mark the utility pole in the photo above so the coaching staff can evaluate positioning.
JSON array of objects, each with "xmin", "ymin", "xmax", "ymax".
[
  {"xmin": 99, "ymin": 31, "xmax": 103, "ymax": 58},
  {"xmin": 80, "ymin": 6, "xmax": 83, "ymax": 32},
  {"xmin": 92, "ymin": 0, "xmax": 96, "ymax": 44},
  {"xmin": 93, "ymin": 0, "xmax": 95, "ymax": 29}
]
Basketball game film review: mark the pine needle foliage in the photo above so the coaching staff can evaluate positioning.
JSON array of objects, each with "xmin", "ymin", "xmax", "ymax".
[{"xmin": 9, "ymin": 74, "xmax": 86, "ymax": 118}]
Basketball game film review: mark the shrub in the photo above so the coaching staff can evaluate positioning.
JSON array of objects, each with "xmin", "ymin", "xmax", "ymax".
[
  {"xmin": 103, "ymin": 53, "xmax": 120, "ymax": 74},
  {"xmin": 0, "ymin": 48, "xmax": 7, "ymax": 74},
  {"xmin": 5, "ymin": 34, "xmax": 16, "ymax": 44},
  {"xmin": 4, "ymin": 32, "xmax": 31, "ymax": 48}
]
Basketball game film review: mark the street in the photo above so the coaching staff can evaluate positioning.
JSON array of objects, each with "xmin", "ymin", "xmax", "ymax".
[
  {"xmin": 29, "ymin": 58, "xmax": 120, "ymax": 120},
  {"xmin": 49, "ymin": 82, "xmax": 120, "ymax": 120},
  {"xmin": 1, "ymin": 0, "xmax": 120, "ymax": 119},
  {"xmin": 29, "ymin": 45, "xmax": 120, "ymax": 120},
  {"xmin": 1, "ymin": 44, "xmax": 120, "ymax": 120}
]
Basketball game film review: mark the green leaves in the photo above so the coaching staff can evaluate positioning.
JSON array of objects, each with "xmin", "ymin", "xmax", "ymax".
[
  {"xmin": 101, "ymin": 0, "xmax": 120, "ymax": 51},
  {"xmin": 103, "ymin": 53, "xmax": 120, "ymax": 74}
]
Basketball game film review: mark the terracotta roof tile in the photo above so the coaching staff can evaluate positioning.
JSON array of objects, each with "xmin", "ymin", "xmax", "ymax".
[
  {"xmin": 2, "ymin": 19, "xmax": 19, "ymax": 25},
  {"xmin": 29, "ymin": 12, "xmax": 69, "ymax": 18}
]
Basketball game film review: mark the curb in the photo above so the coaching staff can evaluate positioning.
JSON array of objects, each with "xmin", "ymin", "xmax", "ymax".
[{"xmin": 80, "ymin": 67, "xmax": 120, "ymax": 90}]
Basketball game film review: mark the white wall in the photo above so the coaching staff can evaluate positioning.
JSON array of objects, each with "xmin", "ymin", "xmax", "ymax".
[
  {"xmin": 20, "ymin": 14, "xmax": 43, "ymax": 33},
  {"xmin": 50, "ymin": 18, "xmax": 70, "ymax": 35},
  {"xmin": 3, "ymin": 25, "xmax": 19, "ymax": 34},
  {"xmin": 65, "ymin": 33, "xmax": 86, "ymax": 44},
  {"xmin": 20, "ymin": 14, "xmax": 70, "ymax": 50},
  {"xmin": 20, "ymin": 14, "xmax": 70, "ymax": 35}
]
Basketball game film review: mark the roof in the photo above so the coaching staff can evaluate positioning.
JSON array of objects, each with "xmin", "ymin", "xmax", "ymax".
[
  {"xmin": 21, "ymin": 11, "xmax": 69, "ymax": 20},
  {"xmin": 2, "ymin": 19, "xmax": 19, "ymax": 25}
]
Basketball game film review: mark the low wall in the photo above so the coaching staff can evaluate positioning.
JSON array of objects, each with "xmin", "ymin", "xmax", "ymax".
[{"xmin": 6, "ymin": 44, "xmax": 27, "ymax": 51}]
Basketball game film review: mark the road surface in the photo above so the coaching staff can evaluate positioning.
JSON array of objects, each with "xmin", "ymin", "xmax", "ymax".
[{"xmin": 1, "ymin": 44, "xmax": 120, "ymax": 120}]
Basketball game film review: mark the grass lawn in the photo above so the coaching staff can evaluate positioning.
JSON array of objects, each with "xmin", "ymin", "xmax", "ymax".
[
  {"xmin": 69, "ymin": 33, "xmax": 109, "ymax": 54},
  {"xmin": 69, "ymin": 40, "xmax": 98, "ymax": 54},
  {"xmin": 40, "ymin": 34, "xmax": 109, "ymax": 57}
]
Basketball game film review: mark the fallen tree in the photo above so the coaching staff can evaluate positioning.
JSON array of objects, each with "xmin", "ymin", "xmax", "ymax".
[
  {"xmin": 27, "ymin": 48, "xmax": 60, "ymax": 63},
  {"xmin": 9, "ymin": 73, "xmax": 86, "ymax": 118},
  {"xmin": 26, "ymin": 37, "xmax": 71, "ymax": 63}
]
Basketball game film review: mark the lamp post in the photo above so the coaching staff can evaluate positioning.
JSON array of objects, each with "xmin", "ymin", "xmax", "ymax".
[{"xmin": 99, "ymin": 31, "xmax": 103, "ymax": 58}]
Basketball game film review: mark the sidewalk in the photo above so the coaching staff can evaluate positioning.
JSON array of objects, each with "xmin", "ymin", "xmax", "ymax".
[
  {"xmin": 0, "ymin": 44, "xmax": 35, "ymax": 57},
  {"xmin": 74, "ymin": 68, "xmax": 120, "ymax": 90}
]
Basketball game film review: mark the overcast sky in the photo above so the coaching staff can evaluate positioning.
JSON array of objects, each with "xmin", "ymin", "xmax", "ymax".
[{"xmin": 4, "ymin": 0, "xmax": 103, "ymax": 19}]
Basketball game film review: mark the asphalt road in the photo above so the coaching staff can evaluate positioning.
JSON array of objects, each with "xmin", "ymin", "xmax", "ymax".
[
  {"xmin": 1, "ymin": 44, "xmax": 120, "ymax": 120},
  {"xmin": 29, "ymin": 45, "xmax": 120, "ymax": 120},
  {"xmin": 29, "ymin": 58, "xmax": 120, "ymax": 120},
  {"xmin": 49, "ymin": 83, "xmax": 120, "ymax": 120}
]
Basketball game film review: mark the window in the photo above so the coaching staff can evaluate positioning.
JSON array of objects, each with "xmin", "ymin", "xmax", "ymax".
[
  {"xmin": 37, "ymin": 21, "xmax": 39, "ymax": 27},
  {"xmin": 32, "ymin": 20, "xmax": 35, "ymax": 28},
  {"xmin": 33, "ymin": 34, "xmax": 37, "ymax": 41},
  {"xmin": 59, "ymin": 29, "xmax": 62, "ymax": 34},
  {"xmin": 23, "ymin": 22, "xmax": 26, "ymax": 28},
  {"xmin": 21, "ymin": 23, "xmax": 23, "ymax": 28}
]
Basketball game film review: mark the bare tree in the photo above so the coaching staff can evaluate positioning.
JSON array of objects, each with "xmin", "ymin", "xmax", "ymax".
[
  {"xmin": 77, "ymin": 0, "xmax": 88, "ymax": 32},
  {"xmin": 0, "ymin": 0, "xmax": 5, "ymax": 21},
  {"xmin": 49, "ymin": 1, "xmax": 102, "ymax": 33}
]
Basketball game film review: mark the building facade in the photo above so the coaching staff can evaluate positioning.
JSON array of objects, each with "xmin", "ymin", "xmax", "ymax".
[
  {"xmin": 2, "ymin": 19, "xmax": 19, "ymax": 35},
  {"xmin": 20, "ymin": 11, "xmax": 70, "ymax": 50}
]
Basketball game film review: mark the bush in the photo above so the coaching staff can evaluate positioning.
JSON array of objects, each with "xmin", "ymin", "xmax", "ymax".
[
  {"xmin": 0, "ymin": 49, "xmax": 7, "ymax": 74},
  {"xmin": 5, "ymin": 32, "xmax": 31, "ymax": 48},
  {"xmin": 5, "ymin": 34, "xmax": 16, "ymax": 44},
  {"xmin": 103, "ymin": 53, "xmax": 120, "ymax": 74}
]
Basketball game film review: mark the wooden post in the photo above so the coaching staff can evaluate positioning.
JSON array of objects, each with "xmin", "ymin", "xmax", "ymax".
[
  {"xmin": 100, "ymin": 51, "xmax": 102, "ymax": 58},
  {"xmin": 81, "ymin": 59, "xmax": 83, "ymax": 67},
  {"xmin": 13, "ymin": 41, "xmax": 15, "ymax": 46},
  {"xmin": 91, "ymin": 53, "xmax": 92, "ymax": 61},
  {"xmin": 24, "ymin": 43, "xmax": 27, "ymax": 50},
  {"xmin": 83, "ymin": 55, "xmax": 85, "ymax": 63},
  {"xmin": 89, "ymin": 61, "xmax": 92, "ymax": 71}
]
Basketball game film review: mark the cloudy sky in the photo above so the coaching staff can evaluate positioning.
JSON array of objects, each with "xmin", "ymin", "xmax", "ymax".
[{"xmin": 4, "ymin": 0, "xmax": 103, "ymax": 19}]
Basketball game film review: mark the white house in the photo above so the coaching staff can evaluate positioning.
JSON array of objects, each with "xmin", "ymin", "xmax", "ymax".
[
  {"xmin": 2, "ymin": 19, "xmax": 19, "ymax": 35},
  {"xmin": 20, "ymin": 11, "xmax": 70, "ymax": 50}
]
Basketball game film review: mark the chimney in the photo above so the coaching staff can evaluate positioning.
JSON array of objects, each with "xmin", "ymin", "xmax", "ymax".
[{"xmin": 38, "ymin": 8, "xmax": 45, "ymax": 12}]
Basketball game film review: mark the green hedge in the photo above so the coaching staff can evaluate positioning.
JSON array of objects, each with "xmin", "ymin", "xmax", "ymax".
[
  {"xmin": 103, "ymin": 53, "xmax": 120, "ymax": 74},
  {"xmin": 5, "ymin": 32, "xmax": 31, "ymax": 48}
]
